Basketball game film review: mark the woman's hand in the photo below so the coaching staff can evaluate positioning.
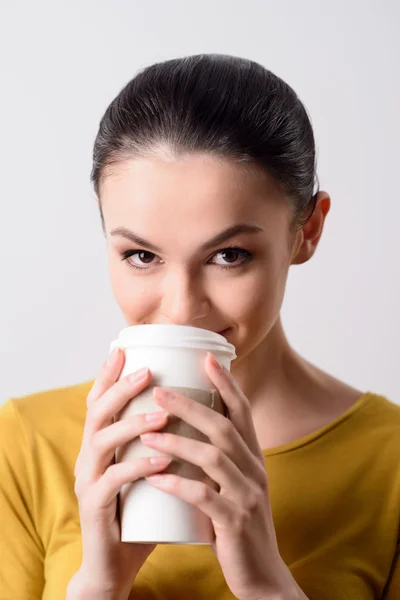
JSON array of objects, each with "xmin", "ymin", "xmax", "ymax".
[
  {"xmin": 71, "ymin": 348, "xmax": 172, "ymax": 598},
  {"xmin": 140, "ymin": 352, "xmax": 305, "ymax": 600}
]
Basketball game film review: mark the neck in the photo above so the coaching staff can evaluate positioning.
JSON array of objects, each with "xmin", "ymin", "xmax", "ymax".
[
  {"xmin": 229, "ymin": 316, "xmax": 364, "ymax": 450},
  {"xmin": 230, "ymin": 316, "xmax": 314, "ymax": 411}
]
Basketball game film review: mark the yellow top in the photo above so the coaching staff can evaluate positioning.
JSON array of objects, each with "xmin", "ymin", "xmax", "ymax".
[{"xmin": 0, "ymin": 380, "xmax": 399, "ymax": 600}]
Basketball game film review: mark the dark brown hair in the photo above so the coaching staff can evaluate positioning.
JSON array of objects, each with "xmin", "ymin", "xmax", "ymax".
[{"xmin": 91, "ymin": 53, "xmax": 319, "ymax": 229}]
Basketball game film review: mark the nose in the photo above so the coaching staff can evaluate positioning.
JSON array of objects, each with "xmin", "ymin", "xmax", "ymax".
[{"xmin": 160, "ymin": 268, "xmax": 210, "ymax": 325}]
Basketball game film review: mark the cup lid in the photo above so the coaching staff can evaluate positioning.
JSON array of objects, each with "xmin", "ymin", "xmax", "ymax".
[{"xmin": 110, "ymin": 324, "xmax": 237, "ymax": 359}]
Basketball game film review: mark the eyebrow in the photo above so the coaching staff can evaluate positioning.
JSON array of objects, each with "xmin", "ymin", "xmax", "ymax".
[{"xmin": 110, "ymin": 223, "xmax": 264, "ymax": 253}]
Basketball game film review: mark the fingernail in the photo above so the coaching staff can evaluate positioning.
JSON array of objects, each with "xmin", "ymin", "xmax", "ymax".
[
  {"xmin": 128, "ymin": 367, "xmax": 149, "ymax": 383},
  {"xmin": 145, "ymin": 411, "xmax": 167, "ymax": 422},
  {"xmin": 154, "ymin": 388, "xmax": 175, "ymax": 403},
  {"xmin": 149, "ymin": 456, "xmax": 171, "ymax": 466},
  {"xmin": 107, "ymin": 347, "xmax": 119, "ymax": 365},
  {"xmin": 207, "ymin": 352, "xmax": 222, "ymax": 370}
]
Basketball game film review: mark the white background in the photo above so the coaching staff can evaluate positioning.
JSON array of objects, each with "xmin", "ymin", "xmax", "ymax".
[{"xmin": 1, "ymin": 0, "xmax": 399, "ymax": 405}]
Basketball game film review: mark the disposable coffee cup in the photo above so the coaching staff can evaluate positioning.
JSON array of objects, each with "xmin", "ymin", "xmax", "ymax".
[{"xmin": 109, "ymin": 324, "xmax": 237, "ymax": 544}]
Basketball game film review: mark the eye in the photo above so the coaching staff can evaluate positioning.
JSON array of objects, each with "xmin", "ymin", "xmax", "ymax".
[
  {"xmin": 123, "ymin": 250, "xmax": 157, "ymax": 268},
  {"xmin": 121, "ymin": 247, "xmax": 253, "ymax": 271},
  {"xmin": 211, "ymin": 248, "xmax": 252, "ymax": 270}
]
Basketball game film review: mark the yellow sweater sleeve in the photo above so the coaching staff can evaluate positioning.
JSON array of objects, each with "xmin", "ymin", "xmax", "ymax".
[
  {"xmin": 385, "ymin": 543, "xmax": 400, "ymax": 598},
  {"xmin": 0, "ymin": 399, "xmax": 45, "ymax": 599}
]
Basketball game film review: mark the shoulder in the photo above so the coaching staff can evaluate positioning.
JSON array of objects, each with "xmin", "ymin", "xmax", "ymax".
[
  {"xmin": 353, "ymin": 392, "xmax": 400, "ymax": 475},
  {"xmin": 359, "ymin": 392, "xmax": 400, "ymax": 430},
  {"xmin": 352, "ymin": 392, "xmax": 400, "ymax": 444},
  {"xmin": 0, "ymin": 378, "xmax": 95, "ymax": 441}
]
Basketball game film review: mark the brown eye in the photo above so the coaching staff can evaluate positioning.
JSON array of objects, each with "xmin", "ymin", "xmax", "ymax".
[
  {"xmin": 121, "ymin": 247, "xmax": 253, "ymax": 272},
  {"xmin": 211, "ymin": 247, "xmax": 252, "ymax": 269},
  {"xmin": 134, "ymin": 251, "xmax": 154, "ymax": 264},
  {"xmin": 121, "ymin": 250, "xmax": 159, "ymax": 270},
  {"xmin": 220, "ymin": 250, "xmax": 240, "ymax": 263}
]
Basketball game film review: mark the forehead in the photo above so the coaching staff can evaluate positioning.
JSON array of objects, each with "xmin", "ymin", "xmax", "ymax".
[{"xmin": 100, "ymin": 153, "xmax": 286, "ymax": 232}]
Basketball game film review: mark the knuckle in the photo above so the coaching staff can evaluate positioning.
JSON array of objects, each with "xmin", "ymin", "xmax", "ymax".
[
  {"xmin": 208, "ymin": 419, "xmax": 232, "ymax": 447},
  {"xmin": 207, "ymin": 416, "xmax": 224, "ymax": 440},
  {"xmin": 194, "ymin": 483, "xmax": 211, "ymax": 503},
  {"xmin": 87, "ymin": 404, "xmax": 103, "ymax": 432},
  {"xmin": 206, "ymin": 445, "xmax": 224, "ymax": 468},
  {"xmin": 122, "ymin": 416, "xmax": 139, "ymax": 433},
  {"xmin": 218, "ymin": 416, "xmax": 233, "ymax": 438},
  {"xmin": 74, "ymin": 466, "xmax": 93, "ymax": 497},
  {"xmin": 244, "ymin": 484, "xmax": 263, "ymax": 513},
  {"xmin": 246, "ymin": 493, "xmax": 259, "ymax": 514},
  {"xmin": 91, "ymin": 430, "xmax": 104, "ymax": 454},
  {"xmin": 74, "ymin": 475, "xmax": 85, "ymax": 498},
  {"xmin": 104, "ymin": 463, "xmax": 120, "ymax": 485},
  {"xmin": 213, "ymin": 414, "xmax": 232, "ymax": 439},
  {"xmin": 176, "ymin": 393, "xmax": 189, "ymax": 408},
  {"xmin": 253, "ymin": 463, "xmax": 269, "ymax": 491},
  {"xmin": 258, "ymin": 472, "xmax": 269, "ymax": 494}
]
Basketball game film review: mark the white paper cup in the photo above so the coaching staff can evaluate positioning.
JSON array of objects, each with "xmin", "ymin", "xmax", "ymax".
[{"xmin": 109, "ymin": 324, "xmax": 237, "ymax": 544}]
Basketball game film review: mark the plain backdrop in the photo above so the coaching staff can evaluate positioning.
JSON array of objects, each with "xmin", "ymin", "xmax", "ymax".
[{"xmin": 1, "ymin": 0, "xmax": 399, "ymax": 405}]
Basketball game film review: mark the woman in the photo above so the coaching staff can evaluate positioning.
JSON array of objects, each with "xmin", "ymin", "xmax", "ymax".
[{"xmin": 1, "ymin": 54, "xmax": 399, "ymax": 600}]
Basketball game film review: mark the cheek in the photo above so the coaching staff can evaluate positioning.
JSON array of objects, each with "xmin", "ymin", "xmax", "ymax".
[
  {"xmin": 230, "ymin": 260, "xmax": 290, "ymax": 356},
  {"xmin": 228, "ymin": 258, "xmax": 289, "ymax": 324},
  {"xmin": 109, "ymin": 262, "xmax": 157, "ymax": 320}
]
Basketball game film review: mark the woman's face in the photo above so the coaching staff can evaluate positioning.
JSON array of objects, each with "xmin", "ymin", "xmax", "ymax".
[{"xmin": 100, "ymin": 153, "xmax": 301, "ymax": 363}]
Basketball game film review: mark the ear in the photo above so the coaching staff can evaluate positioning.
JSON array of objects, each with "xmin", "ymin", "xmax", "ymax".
[{"xmin": 290, "ymin": 191, "xmax": 331, "ymax": 265}]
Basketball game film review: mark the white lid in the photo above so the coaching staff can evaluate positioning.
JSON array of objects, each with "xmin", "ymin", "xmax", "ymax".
[{"xmin": 110, "ymin": 324, "xmax": 236, "ymax": 359}]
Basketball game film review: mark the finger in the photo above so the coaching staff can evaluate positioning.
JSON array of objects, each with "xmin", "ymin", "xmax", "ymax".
[
  {"xmin": 86, "ymin": 347, "xmax": 125, "ymax": 409},
  {"xmin": 205, "ymin": 353, "xmax": 263, "ymax": 459},
  {"xmin": 145, "ymin": 473, "xmax": 237, "ymax": 528},
  {"xmin": 140, "ymin": 431, "xmax": 249, "ymax": 498},
  {"xmin": 77, "ymin": 367, "xmax": 151, "ymax": 475},
  {"xmin": 89, "ymin": 411, "xmax": 169, "ymax": 479},
  {"xmin": 153, "ymin": 388, "xmax": 265, "ymax": 483},
  {"xmin": 77, "ymin": 455, "xmax": 172, "ymax": 510},
  {"xmin": 75, "ymin": 409, "xmax": 168, "ymax": 479},
  {"xmin": 86, "ymin": 367, "xmax": 150, "ymax": 437}
]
